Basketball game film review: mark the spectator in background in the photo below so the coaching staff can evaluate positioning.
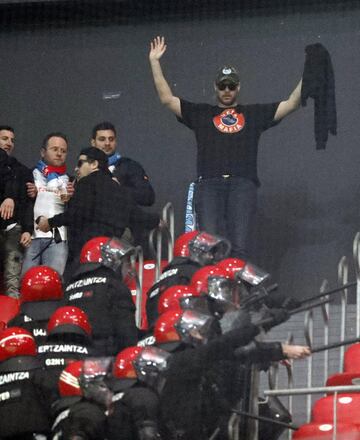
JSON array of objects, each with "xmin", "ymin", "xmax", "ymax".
[
  {"xmin": 149, "ymin": 36, "xmax": 302, "ymax": 260},
  {"xmin": 22, "ymin": 132, "xmax": 73, "ymax": 276},
  {"xmin": 91, "ymin": 121, "xmax": 156, "ymax": 255},
  {"xmin": 0, "ymin": 125, "xmax": 33, "ymax": 298}
]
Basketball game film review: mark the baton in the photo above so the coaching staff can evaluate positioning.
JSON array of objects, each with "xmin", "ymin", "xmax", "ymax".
[
  {"xmin": 289, "ymin": 297, "xmax": 332, "ymax": 316},
  {"xmin": 311, "ymin": 336, "xmax": 360, "ymax": 354},
  {"xmin": 299, "ymin": 281, "xmax": 357, "ymax": 306},
  {"xmin": 254, "ymin": 297, "xmax": 332, "ymax": 329}
]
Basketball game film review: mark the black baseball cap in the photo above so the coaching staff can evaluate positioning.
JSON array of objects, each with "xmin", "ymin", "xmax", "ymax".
[{"xmin": 215, "ymin": 66, "xmax": 240, "ymax": 86}]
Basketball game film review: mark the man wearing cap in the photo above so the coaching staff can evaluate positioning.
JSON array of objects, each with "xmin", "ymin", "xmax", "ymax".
[
  {"xmin": 149, "ymin": 36, "xmax": 302, "ymax": 259},
  {"xmin": 37, "ymin": 147, "xmax": 160, "ymax": 276}
]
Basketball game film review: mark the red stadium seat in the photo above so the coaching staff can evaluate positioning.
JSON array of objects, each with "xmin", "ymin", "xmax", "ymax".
[
  {"xmin": 127, "ymin": 260, "xmax": 168, "ymax": 330},
  {"xmin": 293, "ymin": 422, "xmax": 360, "ymax": 439},
  {"xmin": 312, "ymin": 394, "xmax": 360, "ymax": 425},
  {"xmin": 326, "ymin": 372, "xmax": 360, "ymax": 388},
  {"xmin": 0, "ymin": 295, "xmax": 19, "ymax": 325},
  {"xmin": 344, "ymin": 344, "xmax": 360, "ymax": 373}
]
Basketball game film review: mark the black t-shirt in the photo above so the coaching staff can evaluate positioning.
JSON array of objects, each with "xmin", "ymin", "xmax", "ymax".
[{"xmin": 179, "ymin": 99, "xmax": 280, "ymax": 184}]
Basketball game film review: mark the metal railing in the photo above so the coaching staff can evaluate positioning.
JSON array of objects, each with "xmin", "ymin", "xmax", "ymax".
[
  {"xmin": 260, "ymin": 232, "xmax": 360, "ymax": 439},
  {"xmin": 133, "ymin": 202, "xmax": 175, "ymax": 328},
  {"xmin": 148, "ymin": 202, "xmax": 175, "ymax": 281}
]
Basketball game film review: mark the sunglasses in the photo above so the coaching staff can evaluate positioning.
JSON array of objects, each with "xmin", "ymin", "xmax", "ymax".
[
  {"xmin": 217, "ymin": 82, "xmax": 238, "ymax": 91},
  {"xmin": 77, "ymin": 159, "xmax": 89, "ymax": 168}
]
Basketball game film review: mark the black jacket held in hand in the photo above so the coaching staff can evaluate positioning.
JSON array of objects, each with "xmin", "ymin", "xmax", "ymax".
[
  {"xmin": 301, "ymin": 43, "xmax": 337, "ymax": 150},
  {"xmin": 48, "ymin": 169, "xmax": 159, "ymax": 258}
]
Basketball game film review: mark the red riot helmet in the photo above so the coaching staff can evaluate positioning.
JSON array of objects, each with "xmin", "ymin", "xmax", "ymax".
[
  {"xmin": 113, "ymin": 346, "xmax": 144, "ymax": 383},
  {"xmin": 0, "ymin": 327, "xmax": 37, "ymax": 362},
  {"xmin": 154, "ymin": 308, "xmax": 220, "ymax": 349},
  {"xmin": 59, "ymin": 358, "xmax": 112, "ymax": 409},
  {"xmin": 190, "ymin": 265, "xmax": 230, "ymax": 294},
  {"xmin": 80, "ymin": 236, "xmax": 110, "ymax": 263},
  {"xmin": 113, "ymin": 345, "xmax": 169, "ymax": 392},
  {"xmin": 174, "ymin": 231, "xmax": 231, "ymax": 265},
  {"xmin": 58, "ymin": 360, "xmax": 84, "ymax": 397},
  {"xmin": 20, "ymin": 266, "xmax": 63, "ymax": 302},
  {"xmin": 157, "ymin": 285, "xmax": 209, "ymax": 316},
  {"xmin": 80, "ymin": 236, "xmax": 135, "ymax": 275},
  {"xmin": 173, "ymin": 231, "xmax": 199, "ymax": 258},
  {"xmin": 47, "ymin": 306, "xmax": 92, "ymax": 339},
  {"xmin": 217, "ymin": 258, "xmax": 246, "ymax": 280}
]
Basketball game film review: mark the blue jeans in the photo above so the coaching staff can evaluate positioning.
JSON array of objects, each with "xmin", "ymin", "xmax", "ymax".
[
  {"xmin": 194, "ymin": 176, "xmax": 257, "ymax": 260},
  {"xmin": 21, "ymin": 238, "xmax": 68, "ymax": 276},
  {"xmin": 0, "ymin": 224, "xmax": 24, "ymax": 298}
]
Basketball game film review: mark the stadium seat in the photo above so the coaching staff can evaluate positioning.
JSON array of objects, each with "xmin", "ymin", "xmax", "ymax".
[
  {"xmin": 312, "ymin": 394, "xmax": 360, "ymax": 425},
  {"xmin": 293, "ymin": 422, "xmax": 360, "ymax": 439},
  {"xmin": 0, "ymin": 294, "xmax": 19, "ymax": 325},
  {"xmin": 344, "ymin": 343, "xmax": 360, "ymax": 373},
  {"xmin": 326, "ymin": 372, "xmax": 360, "ymax": 388},
  {"xmin": 127, "ymin": 260, "xmax": 168, "ymax": 330}
]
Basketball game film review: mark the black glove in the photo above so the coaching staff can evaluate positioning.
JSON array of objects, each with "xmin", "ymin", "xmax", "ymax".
[
  {"xmin": 282, "ymin": 297, "xmax": 301, "ymax": 311},
  {"xmin": 266, "ymin": 293, "xmax": 301, "ymax": 310},
  {"xmin": 259, "ymin": 308, "xmax": 289, "ymax": 332}
]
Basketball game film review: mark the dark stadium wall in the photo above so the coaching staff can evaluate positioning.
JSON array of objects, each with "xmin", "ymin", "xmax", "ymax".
[{"xmin": 0, "ymin": 2, "xmax": 359, "ymax": 300}]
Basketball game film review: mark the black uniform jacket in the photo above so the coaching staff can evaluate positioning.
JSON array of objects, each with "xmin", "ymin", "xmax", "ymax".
[
  {"xmin": 159, "ymin": 323, "xmax": 260, "ymax": 439},
  {"xmin": 65, "ymin": 264, "xmax": 138, "ymax": 355},
  {"xmin": 0, "ymin": 356, "xmax": 50, "ymax": 438},
  {"xmin": 145, "ymin": 257, "xmax": 202, "ymax": 329}
]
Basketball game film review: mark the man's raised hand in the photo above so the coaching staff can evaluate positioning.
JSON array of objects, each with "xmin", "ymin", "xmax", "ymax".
[{"xmin": 149, "ymin": 36, "xmax": 167, "ymax": 62}]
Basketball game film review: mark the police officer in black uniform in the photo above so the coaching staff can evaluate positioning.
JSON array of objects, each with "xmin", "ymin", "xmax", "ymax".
[
  {"xmin": 37, "ymin": 305, "xmax": 94, "ymax": 406},
  {"xmin": 52, "ymin": 359, "xmax": 111, "ymax": 440},
  {"xmin": 64, "ymin": 236, "xmax": 139, "ymax": 355},
  {"xmin": 0, "ymin": 327, "xmax": 50, "ymax": 439},
  {"xmin": 146, "ymin": 230, "xmax": 231, "ymax": 329},
  {"xmin": 109, "ymin": 347, "xmax": 162, "ymax": 440},
  {"xmin": 9, "ymin": 265, "xmax": 64, "ymax": 345}
]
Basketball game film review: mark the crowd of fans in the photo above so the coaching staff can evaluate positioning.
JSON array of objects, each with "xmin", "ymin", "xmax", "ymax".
[{"xmin": 0, "ymin": 121, "xmax": 159, "ymax": 298}]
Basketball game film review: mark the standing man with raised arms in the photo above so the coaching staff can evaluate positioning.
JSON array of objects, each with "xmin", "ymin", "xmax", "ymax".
[{"xmin": 149, "ymin": 36, "xmax": 302, "ymax": 259}]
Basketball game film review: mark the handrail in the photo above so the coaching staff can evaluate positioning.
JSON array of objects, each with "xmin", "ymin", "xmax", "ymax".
[
  {"xmin": 319, "ymin": 279, "xmax": 330, "ymax": 385},
  {"xmin": 162, "ymin": 202, "xmax": 175, "ymax": 262},
  {"xmin": 353, "ymin": 232, "xmax": 360, "ymax": 337},
  {"xmin": 338, "ymin": 256, "xmax": 349, "ymax": 372},
  {"xmin": 264, "ymin": 384, "xmax": 360, "ymax": 397},
  {"xmin": 131, "ymin": 245, "xmax": 144, "ymax": 328},
  {"xmin": 148, "ymin": 202, "xmax": 175, "ymax": 281}
]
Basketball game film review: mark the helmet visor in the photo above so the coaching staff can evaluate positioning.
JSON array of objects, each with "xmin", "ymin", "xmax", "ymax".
[
  {"xmin": 179, "ymin": 295, "xmax": 212, "ymax": 315},
  {"xmin": 175, "ymin": 309, "xmax": 218, "ymax": 344},
  {"xmin": 189, "ymin": 232, "xmax": 231, "ymax": 265},
  {"xmin": 100, "ymin": 237, "xmax": 135, "ymax": 273},
  {"xmin": 133, "ymin": 346, "xmax": 170, "ymax": 390},
  {"xmin": 236, "ymin": 262, "xmax": 270, "ymax": 286},
  {"xmin": 80, "ymin": 358, "xmax": 113, "ymax": 409},
  {"xmin": 207, "ymin": 276, "xmax": 240, "ymax": 311}
]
